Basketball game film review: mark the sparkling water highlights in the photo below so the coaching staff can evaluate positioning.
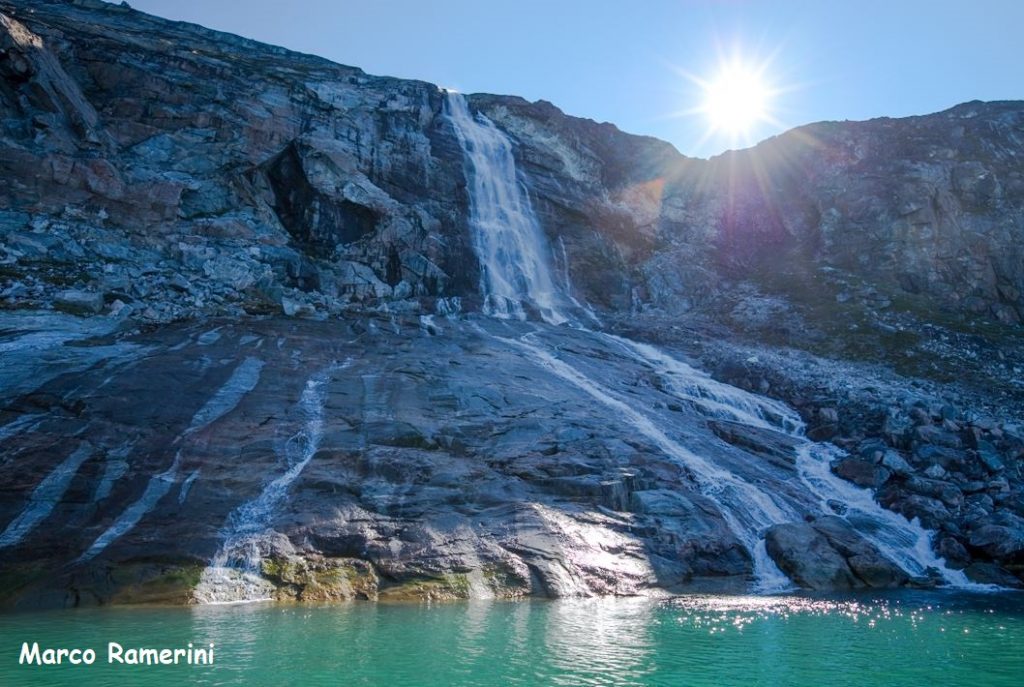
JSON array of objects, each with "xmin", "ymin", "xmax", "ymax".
[{"xmin": 0, "ymin": 593, "xmax": 1020, "ymax": 686}]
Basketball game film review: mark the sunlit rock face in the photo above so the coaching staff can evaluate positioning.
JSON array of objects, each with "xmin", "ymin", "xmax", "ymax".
[{"xmin": 1, "ymin": 0, "xmax": 1023, "ymax": 607}]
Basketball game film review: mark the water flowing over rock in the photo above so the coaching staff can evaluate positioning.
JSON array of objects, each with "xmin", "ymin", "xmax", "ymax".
[
  {"xmin": 194, "ymin": 362, "xmax": 345, "ymax": 604},
  {"xmin": 0, "ymin": 0, "xmax": 1022, "ymax": 607},
  {"xmin": 445, "ymin": 91, "xmax": 569, "ymax": 324}
]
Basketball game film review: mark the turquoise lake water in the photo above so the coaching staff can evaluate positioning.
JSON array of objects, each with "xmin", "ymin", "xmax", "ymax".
[{"xmin": 0, "ymin": 592, "xmax": 1021, "ymax": 686}]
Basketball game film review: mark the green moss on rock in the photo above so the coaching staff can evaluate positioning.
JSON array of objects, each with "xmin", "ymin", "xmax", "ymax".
[{"xmin": 109, "ymin": 562, "xmax": 205, "ymax": 605}]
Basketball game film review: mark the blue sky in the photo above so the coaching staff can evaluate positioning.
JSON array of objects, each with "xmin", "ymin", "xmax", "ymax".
[{"xmin": 129, "ymin": 0, "xmax": 1022, "ymax": 158}]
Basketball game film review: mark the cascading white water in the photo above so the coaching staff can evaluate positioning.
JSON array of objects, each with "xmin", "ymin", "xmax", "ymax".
[
  {"xmin": 795, "ymin": 443, "xmax": 971, "ymax": 585},
  {"xmin": 445, "ymin": 91, "xmax": 567, "ymax": 325},
  {"xmin": 613, "ymin": 337, "xmax": 974, "ymax": 587},
  {"xmin": 604, "ymin": 334, "xmax": 799, "ymax": 434},
  {"xmin": 502, "ymin": 334, "xmax": 796, "ymax": 589},
  {"xmin": 193, "ymin": 361, "xmax": 345, "ymax": 604},
  {"xmin": 446, "ymin": 87, "xmax": 977, "ymax": 591}
]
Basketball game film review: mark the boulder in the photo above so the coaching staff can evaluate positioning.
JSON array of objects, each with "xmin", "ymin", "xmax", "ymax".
[
  {"xmin": 975, "ymin": 440, "xmax": 1005, "ymax": 473},
  {"xmin": 963, "ymin": 562, "xmax": 1024, "ymax": 588},
  {"xmin": 880, "ymin": 450, "xmax": 914, "ymax": 476},
  {"xmin": 54, "ymin": 289, "xmax": 104, "ymax": 315},
  {"xmin": 281, "ymin": 296, "xmax": 316, "ymax": 318},
  {"xmin": 809, "ymin": 516, "xmax": 909, "ymax": 588},
  {"xmin": 936, "ymin": 536, "xmax": 970, "ymax": 569},
  {"xmin": 832, "ymin": 456, "xmax": 891, "ymax": 489},
  {"xmin": 765, "ymin": 522, "xmax": 858, "ymax": 590},
  {"xmin": 968, "ymin": 523, "xmax": 1024, "ymax": 561}
]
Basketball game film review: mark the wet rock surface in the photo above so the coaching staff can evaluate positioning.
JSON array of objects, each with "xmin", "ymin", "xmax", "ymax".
[
  {"xmin": 766, "ymin": 517, "xmax": 910, "ymax": 591},
  {"xmin": 0, "ymin": 314, "xmax": 793, "ymax": 606},
  {"xmin": 0, "ymin": 0, "xmax": 1022, "ymax": 605}
]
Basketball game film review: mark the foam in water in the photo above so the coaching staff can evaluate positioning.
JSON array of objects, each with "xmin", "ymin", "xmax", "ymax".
[
  {"xmin": 193, "ymin": 361, "xmax": 347, "ymax": 604},
  {"xmin": 0, "ymin": 444, "xmax": 93, "ymax": 549},
  {"xmin": 445, "ymin": 91, "xmax": 567, "ymax": 325}
]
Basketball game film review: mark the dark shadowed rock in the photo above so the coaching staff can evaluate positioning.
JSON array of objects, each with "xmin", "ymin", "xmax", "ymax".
[
  {"xmin": 809, "ymin": 516, "xmax": 909, "ymax": 588},
  {"xmin": 765, "ymin": 522, "xmax": 859, "ymax": 590},
  {"xmin": 832, "ymin": 457, "xmax": 892, "ymax": 489},
  {"xmin": 968, "ymin": 522, "xmax": 1024, "ymax": 561},
  {"xmin": 707, "ymin": 420, "xmax": 799, "ymax": 468},
  {"xmin": 765, "ymin": 517, "xmax": 910, "ymax": 591},
  {"xmin": 54, "ymin": 289, "xmax": 104, "ymax": 315},
  {"xmin": 963, "ymin": 562, "xmax": 1024, "ymax": 588}
]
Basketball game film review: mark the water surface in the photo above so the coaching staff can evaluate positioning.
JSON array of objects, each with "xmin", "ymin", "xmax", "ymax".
[{"xmin": 1, "ymin": 592, "xmax": 1021, "ymax": 686}]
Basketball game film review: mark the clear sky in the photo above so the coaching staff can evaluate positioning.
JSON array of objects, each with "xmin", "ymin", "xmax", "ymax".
[{"xmin": 128, "ymin": 0, "xmax": 1022, "ymax": 158}]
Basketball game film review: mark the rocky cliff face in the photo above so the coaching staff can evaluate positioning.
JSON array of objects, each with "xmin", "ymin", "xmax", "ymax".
[
  {"xmin": 3, "ymin": 1, "xmax": 1022, "ymax": 332},
  {"xmin": 1, "ymin": 0, "xmax": 1022, "ymax": 607},
  {"xmin": 478, "ymin": 96, "xmax": 1024, "ymax": 326},
  {"xmin": 0, "ymin": 0, "xmax": 483, "ymax": 321}
]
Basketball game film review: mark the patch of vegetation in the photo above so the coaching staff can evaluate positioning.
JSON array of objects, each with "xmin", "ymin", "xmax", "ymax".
[
  {"xmin": 377, "ymin": 573, "xmax": 473, "ymax": 601},
  {"xmin": 262, "ymin": 556, "xmax": 381, "ymax": 602}
]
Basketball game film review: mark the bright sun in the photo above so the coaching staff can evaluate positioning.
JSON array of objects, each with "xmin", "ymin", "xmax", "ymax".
[{"xmin": 701, "ymin": 62, "xmax": 771, "ymax": 137}]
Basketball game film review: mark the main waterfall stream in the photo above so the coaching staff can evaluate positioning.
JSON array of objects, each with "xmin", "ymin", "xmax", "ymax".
[
  {"xmin": 445, "ymin": 92, "xmax": 568, "ymax": 325},
  {"xmin": 444, "ymin": 90, "xmax": 971, "ymax": 591}
]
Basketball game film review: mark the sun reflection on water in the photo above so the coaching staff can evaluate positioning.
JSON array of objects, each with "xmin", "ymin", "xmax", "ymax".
[{"xmin": 0, "ymin": 594, "xmax": 1021, "ymax": 686}]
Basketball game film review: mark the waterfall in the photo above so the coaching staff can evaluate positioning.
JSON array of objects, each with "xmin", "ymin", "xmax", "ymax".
[
  {"xmin": 602, "ymin": 334, "xmax": 800, "ymax": 434},
  {"xmin": 445, "ymin": 91, "xmax": 567, "ymax": 325},
  {"xmin": 445, "ymin": 87, "xmax": 976, "ymax": 591},
  {"xmin": 502, "ymin": 334, "xmax": 795, "ymax": 589},
  {"xmin": 795, "ymin": 443, "xmax": 970, "ymax": 585},
  {"xmin": 612, "ymin": 337, "xmax": 973, "ymax": 587},
  {"xmin": 193, "ymin": 361, "xmax": 346, "ymax": 604}
]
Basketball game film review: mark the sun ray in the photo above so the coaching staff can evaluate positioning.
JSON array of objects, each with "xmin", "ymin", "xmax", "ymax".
[{"xmin": 660, "ymin": 40, "xmax": 807, "ymax": 156}]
